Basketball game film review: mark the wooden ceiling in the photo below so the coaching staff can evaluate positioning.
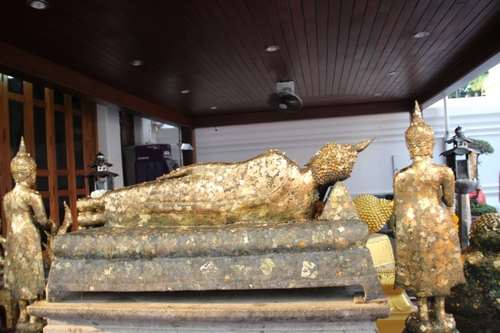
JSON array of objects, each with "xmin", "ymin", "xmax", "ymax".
[{"xmin": 1, "ymin": 0, "xmax": 500, "ymax": 128}]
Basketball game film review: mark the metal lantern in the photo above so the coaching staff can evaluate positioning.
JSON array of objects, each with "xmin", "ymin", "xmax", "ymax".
[
  {"xmin": 441, "ymin": 126, "xmax": 481, "ymax": 194},
  {"xmin": 85, "ymin": 152, "xmax": 118, "ymax": 193}
]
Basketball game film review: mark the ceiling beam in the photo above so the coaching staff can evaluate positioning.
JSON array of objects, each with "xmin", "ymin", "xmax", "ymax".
[
  {"xmin": 191, "ymin": 100, "xmax": 414, "ymax": 128},
  {"xmin": 0, "ymin": 41, "xmax": 192, "ymax": 127}
]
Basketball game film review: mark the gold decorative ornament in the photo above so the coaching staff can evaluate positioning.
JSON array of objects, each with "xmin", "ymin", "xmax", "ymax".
[
  {"xmin": 353, "ymin": 194, "xmax": 393, "ymax": 233},
  {"xmin": 469, "ymin": 212, "xmax": 500, "ymax": 237}
]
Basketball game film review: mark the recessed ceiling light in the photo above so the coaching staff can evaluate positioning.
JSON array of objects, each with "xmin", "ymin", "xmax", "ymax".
[
  {"xmin": 180, "ymin": 89, "xmax": 190, "ymax": 94},
  {"xmin": 413, "ymin": 31, "xmax": 430, "ymax": 38},
  {"xmin": 265, "ymin": 45, "xmax": 280, "ymax": 52},
  {"xmin": 388, "ymin": 71, "xmax": 400, "ymax": 76},
  {"xmin": 374, "ymin": 93, "xmax": 382, "ymax": 97},
  {"xmin": 26, "ymin": 0, "xmax": 50, "ymax": 9},
  {"xmin": 129, "ymin": 60, "xmax": 144, "ymax": 66},
  {"xmin": 210, "ymin": 106, "xmax": 218, "ymax": 110}
]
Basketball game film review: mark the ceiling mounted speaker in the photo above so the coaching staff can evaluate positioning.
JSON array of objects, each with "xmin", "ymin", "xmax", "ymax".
[{"xmin": 267, "ymin": 81, "xmax": 303, "ymax": 112}]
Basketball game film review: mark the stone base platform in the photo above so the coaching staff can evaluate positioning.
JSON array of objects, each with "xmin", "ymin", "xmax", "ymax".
[
  {"xmin": 29, "ymin": 288, "xmax": 390, "ymax": 332},
  {"xmin": 47, "ymin": 220, "xmax": 386, "ymax": 303}
]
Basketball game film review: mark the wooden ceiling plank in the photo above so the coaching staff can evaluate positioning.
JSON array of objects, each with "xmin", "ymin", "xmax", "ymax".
[
  {"xmin": 324, "ymin": 0, "xmax": 342, "ymax": 97},
  {"xmin": 156, "ymin": 3, "xmax": 255, "ymax": 109},
  {"xmin": 352, "ymin": 0, "xmax": 392, "ymax": 97},
  {"xmin": 354, "ymin": 0, "xmax": 407, "ymax": 96},
  {"xmin": 361, "ymin": 0, "xmax": 420, "ymax": 97},
  {"xmin": 302, "ymin": 1, "xmax": 327, "ymax": 97},
  {"xmin": 231, "ymin": 1, "xmax": 280, "ymax": 90},
  {"xmin": 304, "ymin": 18, "xmax": 321, "ymax": 97},
  {"xmin": 315, "ymin": 0, "xmax": 330, "ymax": 97},
  {"xmin": 365, "ymin": 0, "xmax": 430, "ymax": 97},
  {"xmin": 382, "ymin": 0, "xmax": 463, "ymax": 98},
  {"xmin": 233, "ymin": 24, "xmax": 278, "ymax": 93},
  {"xmin": 105, "ymin": 9, "xmax": 225, "ymax": 109},
  {"xmin": 36, "ymin": 3, "xmax": 205, "ymax": 112},
  {"xmin": 412, "ymin": 0, "xmax": 498, "ymax": 91},
  {"xmin": 147, "ymin": 8, "xmax": 227, "ymax": 80},
  {"xmin": 417, "ymin": 23, "xmax": 500, "ymax": 106},
  {"xmin": 263, "ymin": 0, "xmax": 303, "ymax": 86},
  {"xmin": 400, "ymin": 0, "xmax": 494, "ymax": 101},
  {"xmin": 191, "ymin": 1, "xmax": 266, "ymax": 101},
  {"xmin": 288, "ymin": 0, "xmax": 314, "ymax": 98},
  {"xmin": 331, "ymin": 0, "xmax": 355, "ymax": 96},
  {"xmin": 344, "ymin": 0, "xmax": 378, "ymax": 96},
  {"xmin": 217, "ymin": 0, "xmax": 244, "ymax": 26},
  {"xmin": 373, "ymin": 0, "xmax": 449, "ymax": 97},
  {"xmin": 270, "ymin": 0, "xmax": 308, "ymax": 95},
  {"xmin": 243, "ymin": 0, "xmax": 291, "ymax": 86},
  {"xmin": 217, "ymin": 0, "xmax": 274, "ymax": 94},
  {"xmin": 337, "ymin": 0, "xmax": 368, "ymax": 96}
]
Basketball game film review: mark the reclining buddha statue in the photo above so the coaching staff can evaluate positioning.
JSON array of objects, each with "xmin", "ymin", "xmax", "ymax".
[{"xmin": 77, "ymin": 139, "xmax": 374, "ymax": 228}]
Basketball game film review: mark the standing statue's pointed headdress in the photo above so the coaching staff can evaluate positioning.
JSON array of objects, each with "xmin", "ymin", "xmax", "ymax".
[{"xmin": 405, "ymin": 101, "xmax": 435, "ymax": 158}]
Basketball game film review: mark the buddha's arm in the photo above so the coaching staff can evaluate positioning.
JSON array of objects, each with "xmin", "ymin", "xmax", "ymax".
[
  {"xmin": 441, "ymin": 167, "xmax": 456, "ymax": 207},
  {"xmin": 29, "ymin": 191, "xmax": 53, "ymax": 228}
]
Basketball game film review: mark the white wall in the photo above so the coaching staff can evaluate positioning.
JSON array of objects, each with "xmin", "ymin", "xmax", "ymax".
[
  {"xmin": 96, "ymin": 105, "xmax": 124, "ymax": 189},
  {"xmin": 156, "ymin": 127, "xmax": 181, "ymax": 163},
  {"xmin": 195, "ymin": 98, "xmax": 500, "ymax": 211}
]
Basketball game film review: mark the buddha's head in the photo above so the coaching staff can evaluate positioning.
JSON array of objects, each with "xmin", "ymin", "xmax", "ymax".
[
  {"xmin": 405, "ymin": 101, "xmax": 435, "ymax": 159},
  {"xmin": 10, "ymin": 137, "xmax": 37, "ymax": 186},
  {"xmin": 306, "ymin": 138, "xmax": 374, "ymax": 185}
]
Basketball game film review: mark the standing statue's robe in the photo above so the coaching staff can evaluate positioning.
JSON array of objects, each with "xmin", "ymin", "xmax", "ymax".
[
  {"xmin": 3, "ymin": 186, "xmax": 48, "ymax": 299},
  {"xmin": 393, "ymin": 160, "xmax": 465, "ymax": 297}
]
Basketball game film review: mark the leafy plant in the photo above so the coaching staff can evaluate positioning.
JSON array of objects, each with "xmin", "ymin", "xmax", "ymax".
[
  {"xmin": 471, "ymin": 202, "xmax": 498, "ymax": 216},
  {"xmin": 468, "ymin": 139, "xmax": 495, "ymax": 154},
  {"xmin": 448, "ymin": 72, "xmax": 489, "ymax": 98}
]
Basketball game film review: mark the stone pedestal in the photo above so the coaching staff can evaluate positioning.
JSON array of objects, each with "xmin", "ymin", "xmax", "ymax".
[
  {"xmin": 29, "ymin": 288, "xmax": 389, "ymax": 332},
  {"xmin": 47, "ymin": 220, "xmax": 385, "ymax": 303}
]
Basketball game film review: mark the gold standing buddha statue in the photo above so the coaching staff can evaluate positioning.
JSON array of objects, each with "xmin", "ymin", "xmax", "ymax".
[
  {"xmin": 2, "ymin": 138, "xmax": 56, "ymax": 330},
  {"xmin": 393, "ymin": 102, "xmax": 465, "ymax": 333}
]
